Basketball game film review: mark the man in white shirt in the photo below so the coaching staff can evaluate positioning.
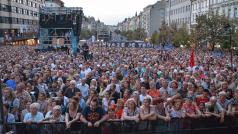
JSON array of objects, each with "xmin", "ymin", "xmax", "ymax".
[{"xmin": 77, "ymin": 78, "xmax": 89, "ymax": 99}]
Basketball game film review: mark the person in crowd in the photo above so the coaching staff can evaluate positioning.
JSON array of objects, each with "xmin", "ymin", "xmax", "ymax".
[
  {"xmin": 168, "ymin": 80, "xmax": 181, "ymax": 101},
  {"xmin": 80, "ymin": 99, "xmax": 108, "ymax": 134},
  {"xmin": 169, "ymin": 99, "xmax": 185, "ymax": 118},
  {"xmin": 227, "ymin": 90, "xmax": 238, "ymax": 116},
  {"xmin": 42, "ymin": 105, "xmax": 64, "ymax": 122},
  {"xmin": 15, "ymin": 82, "xmax": 32, "ymax": 111},
  {"xmin": 217, "ymin": 91, "xmax": 230, "ymax": 112},
  {"xmin": 2, "ymin": 87, "xmax": 20, "ymax": 121},
  {"xmin": 182, "ymin": 97, "xmax": 201, "ymax": 118},
  {"xmin": 23, "ymin": 102, "xmax": 44, "ymax": 123},
  {"xmin": 65, "ymin": 99, "xmax": 81, "ymax": 133},
  {"xmin": 21, "ymin": 101, "xmax": 31, "ymax": 121},
  {"xmin": 102, "ymin": 91, "xmax": 115, "ymax": 113},
  {"xmin": 122, "ymin": 98, "xmax": 140, "ymax": 122},
  {"xmin": 139, "ymin": 86, "xmax": 150, "ymax": 104},
  {"xmin": 148, "ymin": 81, "xmax": 160, "ymax": 105},
  {"xmin": 114, "ymin": 99, "xmax": 124, "ymax": 119},
  {"xmin": 75, "ymin": 92, "xmax": 86, "ymax": 110},
  {"xmin": 154, "ymin": 98, "xmax": 170, "ymax": 122},
  {"xmin": 37, "ymin": 92, "xmax": 48, "ymax": 114},
  {"xmin": 63, "ymin": 80, "xmax": 80, "ymax": 98},
  {"xmin": 3, "ymin": 104, "xmax": 15, "ymax": 133},
  {"xmin": 140, "ymin": 96, "xmax": 157, "ymax": 120},
  {"xmin": 196, "ymin": 90, "xmax": 210, "ymax": 106},
  {"xmin": 2, "ymin": 43, "xmax": 238, "ymax": 133},
  {"xmin": 205, "ymin": 96, "xmax": 225, "ymax": 123},
  {"xmin": 109, "ymin": 84, "xmax": 120, "ymax": 104},
  {"xmin": 76, "ymin": 78, "xmax": 89, "ymax": 100},
  {"xmin": 86, "ymin": 89, "xmax": 98, "ymax": 106}
]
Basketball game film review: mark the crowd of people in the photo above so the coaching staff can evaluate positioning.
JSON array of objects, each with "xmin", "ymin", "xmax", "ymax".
[{"xmin": 1, "ymin": 44, "xmax": 238, "ymax": 134}]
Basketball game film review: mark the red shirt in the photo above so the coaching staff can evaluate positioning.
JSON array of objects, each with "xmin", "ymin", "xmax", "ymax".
[
  {"xmin": 196, "ymin": 96, "xmax": 209, "ymax": 106},
  {"xmin": 182, "ymin": 103, "xmax": 197, "ymax": 114},
  {"xmin": 115, "ymin": 108, "xmax": 124, "ymax": 119}
]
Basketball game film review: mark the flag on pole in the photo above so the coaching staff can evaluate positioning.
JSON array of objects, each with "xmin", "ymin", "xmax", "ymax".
[{"xmin": 189, "ymin": 48, "xmax": 195, "ymax": 67}]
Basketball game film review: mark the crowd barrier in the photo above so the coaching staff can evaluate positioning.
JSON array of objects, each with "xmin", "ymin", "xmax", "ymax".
[{"xmin": 4, "ymin": 116, "xmax": 238, "ymax": 134}]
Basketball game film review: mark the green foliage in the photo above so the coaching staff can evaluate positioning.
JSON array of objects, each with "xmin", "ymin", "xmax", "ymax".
[
  {"xmin": 80, "ymin": 29, "xmax": 97, "ymax": 40},
  {"xmin": 195, "ymin": 13, "xmax": 230, "ymax": 50},
  {"xmin": 158, "ymin": 22, "xmax": 172, "ymax": 44},
  {"xmin": 121, "ymin": 28, "xmax": 146, "ymax": 41},
  {"xmin": 151, "ymin": 31, "xmax": 159, "ymax": 45},
  {"xmin": 172, "ymin": 26, "xmax": 190, "ymax": 47}
]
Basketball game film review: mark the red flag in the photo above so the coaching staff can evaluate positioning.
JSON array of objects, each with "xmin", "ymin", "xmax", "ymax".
[{"xmin": 189, "ymin": 48, "xmax": 195, "ymax": 67}]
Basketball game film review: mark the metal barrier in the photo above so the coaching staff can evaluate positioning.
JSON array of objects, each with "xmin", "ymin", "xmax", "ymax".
[{"xmin": 5, "ymin": 116, "xmax": 238, "ymax": 134}]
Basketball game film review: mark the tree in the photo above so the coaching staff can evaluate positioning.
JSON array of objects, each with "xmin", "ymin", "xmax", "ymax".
[
  {"xmin": 158, "ymin": 22, "xmax": 173, "ymax": 46},
  {"xmin": 151, "ymin": 31, "xmax": 159, "ymax": 45},
  {"xmin": 80, "ymin": 29, "xmax": 96, "ymax": 40},
  {"xmin": 114, "ymin": 29, "xmax": 121, "ymax": 35},
  {"xmin": 172, "ymin": 26, "xmax": 190, "ymax": 47},
  {"xmin": 133, "ymin": 28, "xmax": 147, "ymax": 41},
  {"xmin": 121, "ymin": 28, "xmax": 146, "ymax": 41},
  {"xmin": 195, "ymin": 13, "xmax": 229, "ymax": 50}
]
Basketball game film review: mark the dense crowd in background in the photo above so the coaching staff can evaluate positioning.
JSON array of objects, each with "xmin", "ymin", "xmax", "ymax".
[{"xmin": 1, "ymin": 45, "xmax": 238, "ymax": 134}]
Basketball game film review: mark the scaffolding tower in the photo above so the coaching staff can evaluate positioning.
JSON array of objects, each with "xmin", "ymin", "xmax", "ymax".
[{"xmin": 39, "ymin": 7, "xmax": 83, "ymax": 56}]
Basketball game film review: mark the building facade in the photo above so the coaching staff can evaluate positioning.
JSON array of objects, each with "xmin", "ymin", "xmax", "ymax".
[
  {"xmin": 0, "ymin": 0, "xmax": 45, "ymax": 45},
  {"xmin": 191, "ymin": 0, "xmax": 238, "ymax": 25},
  {"xmin": 165, "ymin": 0, "xmax": 191, "ymax": 30},
  {"xmin": 117, "ymin": 0, "xmax": 166, "ymax": 38},
  {"xmin": 44, "ymin": 0, "xmax": 64, "ymax": 8}
]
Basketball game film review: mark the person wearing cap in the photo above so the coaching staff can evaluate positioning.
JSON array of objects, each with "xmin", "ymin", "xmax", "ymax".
[
  {"xmin": 182, "ymin": 97, "xmax": 201, "ymax": 118},
  {"xmin": 205, "ymin": 96, "xmax": 225, "ymax": 123},
  {"xmin": 140, "ymin": 96, "xmax": 157, "ymax": 120}
]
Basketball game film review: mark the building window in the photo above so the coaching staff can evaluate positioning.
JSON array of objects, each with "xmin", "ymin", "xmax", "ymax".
[
  {"xmin": 18, "ymin": 8, "xmax": 22, "ymax": 14},
  {"xmin": 11, "ymin": 6, "xmax": 17, "ymax": 13},
  {"xmin": 228, "ymin": 9, "xmax": 231, "ymax": 18},
  {"xmin": 235, "ymin": 8, "xmax": 237, "ymax": 18},
  {"xmin": 24, "ymin": 9, "xmax": 27, "ymax": 15}
]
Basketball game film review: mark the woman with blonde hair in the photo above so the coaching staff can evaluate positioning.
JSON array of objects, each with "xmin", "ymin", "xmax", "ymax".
[{"xmin": 122, "ymin": 98, "xmax": 139, "ymax": 122}]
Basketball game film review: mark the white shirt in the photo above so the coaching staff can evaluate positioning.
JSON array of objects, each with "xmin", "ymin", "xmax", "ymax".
[
  {"xmin": 84, "ymin": 67, "xmax": 92, "ymax": 76},
  {"xmin": 76, "ymin": 83, "xmax": 89, "ymax": 98}
]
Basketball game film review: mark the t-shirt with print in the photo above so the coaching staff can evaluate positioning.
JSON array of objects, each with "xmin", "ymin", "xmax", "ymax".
[{"xmin": 82, "ymin": 106, "xmax": 105, "ymax": 123}]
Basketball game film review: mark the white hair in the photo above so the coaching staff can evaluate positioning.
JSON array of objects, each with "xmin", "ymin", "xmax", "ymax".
[{"xmin": 30, "ymin": 103, "xmax": 40, "ymax": 110}]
